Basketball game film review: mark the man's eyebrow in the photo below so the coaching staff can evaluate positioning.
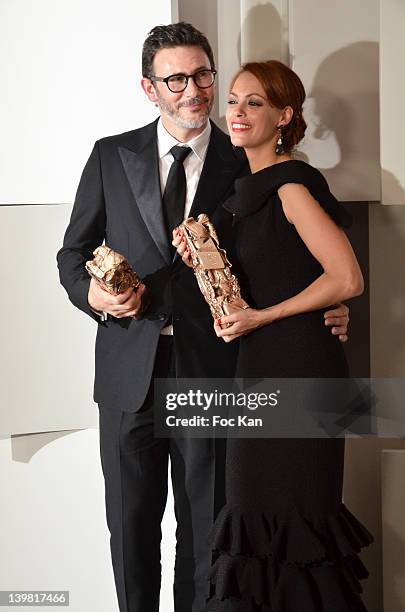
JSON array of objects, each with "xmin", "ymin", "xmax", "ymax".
[
  {"xmin": 170, "ymin": 66, "xmax": 211, "ymax": 75},
  {"xmin": 192, "ymin": 65, "xmax": 212, "ymax": 72}
]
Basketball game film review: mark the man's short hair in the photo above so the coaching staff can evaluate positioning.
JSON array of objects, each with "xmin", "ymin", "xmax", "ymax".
[{"xmin": 142, "ymin": 22, "xmax": 215, "ymax": 77}]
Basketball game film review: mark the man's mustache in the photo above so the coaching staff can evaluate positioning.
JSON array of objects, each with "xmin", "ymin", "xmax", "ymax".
[{"xmin": 178, "ymin": 97, "xmax": 209, "ymax": 108}]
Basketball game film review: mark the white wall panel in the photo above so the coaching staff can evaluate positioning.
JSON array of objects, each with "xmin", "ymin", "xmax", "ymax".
[
  {"xmin": 290, "ymin": 0, "xmax": 380, "ymax": 201},
  {"xmin": 380, "ymin": 0, "xmax": 405, "ymax": 205},
  {"xmin": 0, "ymin": 204, "xmax": 98, "ymax": 436},
  {"xmin": 0, "ymin": 0, "xmax": 171, "ymax": 204},
  {"xmin": 0, "ymin": 430, "xmax": 176, "ymax": 611}
]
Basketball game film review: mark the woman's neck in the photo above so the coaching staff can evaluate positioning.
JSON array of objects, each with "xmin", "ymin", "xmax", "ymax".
[{"xmin": 245, "ymin": 141, "xmax": 292, "ymax": 173}]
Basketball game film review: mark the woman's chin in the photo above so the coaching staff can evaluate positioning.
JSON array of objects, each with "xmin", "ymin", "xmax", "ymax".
[{"xmin": 230, "ymin": 134, "xmax": 251, "ymax": 148}]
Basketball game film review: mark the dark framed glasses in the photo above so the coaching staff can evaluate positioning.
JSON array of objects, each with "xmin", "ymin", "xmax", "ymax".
[{"xmin": 148, "ymin": 69, "xmax": 217, "ymax": 93}]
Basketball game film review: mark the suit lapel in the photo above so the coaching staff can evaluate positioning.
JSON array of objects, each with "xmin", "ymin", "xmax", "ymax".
[{"xmin": 118, "ymin": 122, "xmax": 171, "ymax": 265}]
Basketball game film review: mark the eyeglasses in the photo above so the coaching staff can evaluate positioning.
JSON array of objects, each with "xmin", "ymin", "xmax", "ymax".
[{"xmin": 148, "ymin": 69, "xmax": 217, "ymax": 93}]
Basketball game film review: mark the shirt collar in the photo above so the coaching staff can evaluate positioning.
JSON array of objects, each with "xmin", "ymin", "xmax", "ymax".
[{"xmin": 157, "ymin": 118, "xmax": 211, "ymax": 162}]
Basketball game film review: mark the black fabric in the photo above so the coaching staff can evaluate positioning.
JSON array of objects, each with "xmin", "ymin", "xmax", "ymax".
[
  {"xmin": 99, "ymin": 336, "xmax": 222, "ymax": 612},
  {"xmin": 163, "ymin": 145, "xmax": 192, "ymax": 238},
  {"xmin": 204, "ymin": 161, "xmax": 373, "ymax": 611},
  {"xmin": 224, "ymin": 160, "xmax": 352, "ymax": 229}
]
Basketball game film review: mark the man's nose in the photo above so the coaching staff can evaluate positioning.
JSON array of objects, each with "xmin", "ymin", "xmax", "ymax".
[{"xmin": 184, "ymin": 76, "xmax": 200, "ymax": 96}]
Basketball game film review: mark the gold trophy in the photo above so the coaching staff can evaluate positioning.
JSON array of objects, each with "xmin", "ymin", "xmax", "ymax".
[
  {"xmin": 85, "ymin": 245, "xmax": 141, "ymax": 295},
  {"xmin": 179, "ymin": 214, "xmax": 249, "ymax": 326}
]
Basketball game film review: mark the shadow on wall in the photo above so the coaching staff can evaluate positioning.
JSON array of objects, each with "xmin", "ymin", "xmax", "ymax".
[
  {"xmin": 216, "ymin": 2, "xmax": 284, "ymax": 132},
  {"xmin": 310, "ymin": 42, "xmax": 380, "ymax": 202},
  {"xmin": 239, "ymin": 2, "xmax": 285, "ymax": 64}
]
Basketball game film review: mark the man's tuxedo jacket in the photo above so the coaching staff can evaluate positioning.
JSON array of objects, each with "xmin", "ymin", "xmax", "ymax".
[{"xmin": 57, "ymin": 119, "xmax": 248, "ymax": 412}]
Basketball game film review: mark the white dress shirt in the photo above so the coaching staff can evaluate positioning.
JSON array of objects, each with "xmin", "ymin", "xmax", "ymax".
[
  {"xmin": 157, "ymin": 119, "xmax": 211, "ymax": 334},
  {"xmin": 157, "ymin": 117, "xmax": 211, "ymax": 220}
]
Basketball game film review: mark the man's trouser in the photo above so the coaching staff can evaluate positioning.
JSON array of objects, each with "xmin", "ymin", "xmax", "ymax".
[{"xmin": 98, "ymin": 336, "xmax": 226, "ymax": 612}]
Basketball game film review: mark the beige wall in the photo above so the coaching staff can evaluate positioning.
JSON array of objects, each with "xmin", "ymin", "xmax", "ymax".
[
  {"xmin": 369, "ymin": 204, "xmax": 405, "ymax": 377},
  {"xmin": 381, "ymin": 450, "xmax": 405, "ymax": 610}
]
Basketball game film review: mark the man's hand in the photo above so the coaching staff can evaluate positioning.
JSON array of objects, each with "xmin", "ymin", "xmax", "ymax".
[
  {"xmin": 324, "ymin": 302, "xmax": 349, "ymax": 343},
  {"xmin": 88, "ymin": 277, "xmax": 147, "ymax": 319}
]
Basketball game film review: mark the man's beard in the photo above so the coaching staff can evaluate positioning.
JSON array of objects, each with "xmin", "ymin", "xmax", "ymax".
[{"xmin": 156, "ymin": 93, "xmax": 213, "ymax": 129}]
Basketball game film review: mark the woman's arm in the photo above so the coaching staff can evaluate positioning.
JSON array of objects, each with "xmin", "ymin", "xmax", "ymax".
[
  {"xmin": 215, "ymin": 183, "xmax": 363, "ymax": 341},
  {"xmin": 271, "ymin": 183, "xmax": 364, "ymax": 315}
]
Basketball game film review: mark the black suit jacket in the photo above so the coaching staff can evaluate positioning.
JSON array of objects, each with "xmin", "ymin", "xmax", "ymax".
[{"xmin": 57, "ymin": 119, "xmax": 248, "ymax": 411}]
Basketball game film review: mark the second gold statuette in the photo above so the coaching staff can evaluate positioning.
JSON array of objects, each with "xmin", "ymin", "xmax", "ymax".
[{"xmin": 179, "ymin": 214, "xmax": 249, "ymax": 326}]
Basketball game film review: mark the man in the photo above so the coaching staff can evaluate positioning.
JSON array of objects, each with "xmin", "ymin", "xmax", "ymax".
[{"xmin": 57, "ymin": 22, "xmax": 349, "ymax": 612}]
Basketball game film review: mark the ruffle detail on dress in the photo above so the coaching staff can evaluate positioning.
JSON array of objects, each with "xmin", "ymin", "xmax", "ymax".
[
  {"xmin": 210, "ymin": 502, "xmax": 373, "ymax": 563},
  {"xmin": 206, "ymin": 553, "xmax": 369, "ymax": 611},
  {"xmin": 203, "ymin": 503, "xmax": 373, "ymax": 611}
]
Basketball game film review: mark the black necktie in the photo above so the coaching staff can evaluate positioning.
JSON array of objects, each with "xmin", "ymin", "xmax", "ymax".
[{"xmin": 163, "ymin": 145, "xmax": 192, "ymax": 238}]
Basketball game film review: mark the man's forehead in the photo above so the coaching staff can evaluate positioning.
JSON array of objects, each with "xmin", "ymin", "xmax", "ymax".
[{"xmin": 152, "ymin": 45, "xmax": 211, "ymax": 74}]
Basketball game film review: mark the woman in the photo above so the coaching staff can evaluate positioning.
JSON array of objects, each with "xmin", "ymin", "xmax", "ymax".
[{"xmin": 175, "ymin": 60, "xmax": 373, "ymax": 611}]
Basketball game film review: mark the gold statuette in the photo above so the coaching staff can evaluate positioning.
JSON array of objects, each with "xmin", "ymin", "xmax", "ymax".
[
  {"xmin": 85, "ymin": 245, "xmax": 141, "ymax": 295},
  {"xmin": 179, "ymin": 214, "xmax": 249, "ymax": 323}
]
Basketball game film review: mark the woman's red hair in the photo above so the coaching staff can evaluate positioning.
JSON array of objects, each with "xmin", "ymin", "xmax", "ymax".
[{"xmin": 232, "ymin": 60, "xmax": 307, "ymax": 152}]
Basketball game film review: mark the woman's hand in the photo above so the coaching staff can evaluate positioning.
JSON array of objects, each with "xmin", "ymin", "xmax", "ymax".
[
  {"xmin": 214, "ymin": 308, "xmax": 265, "ymax": 342},
  {"xmin": 172, "ymin": 228, "xmax": 193, "ymax": 267}
]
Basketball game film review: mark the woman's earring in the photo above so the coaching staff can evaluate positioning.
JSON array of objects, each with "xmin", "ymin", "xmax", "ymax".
[{"xmin": 275, "ymin": 126, "xmax": 284, "ymax": 155}]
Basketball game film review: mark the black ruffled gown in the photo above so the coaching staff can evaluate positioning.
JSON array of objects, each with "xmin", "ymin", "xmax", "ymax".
[{"xmin": 204, "ymin": 161, "xmax": 373, "ymax": 612}]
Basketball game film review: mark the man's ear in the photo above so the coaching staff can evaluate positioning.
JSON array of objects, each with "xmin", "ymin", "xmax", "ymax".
[{"xmin": 141, "ymin": 78, "xmax": 158, "ymax": 103}]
